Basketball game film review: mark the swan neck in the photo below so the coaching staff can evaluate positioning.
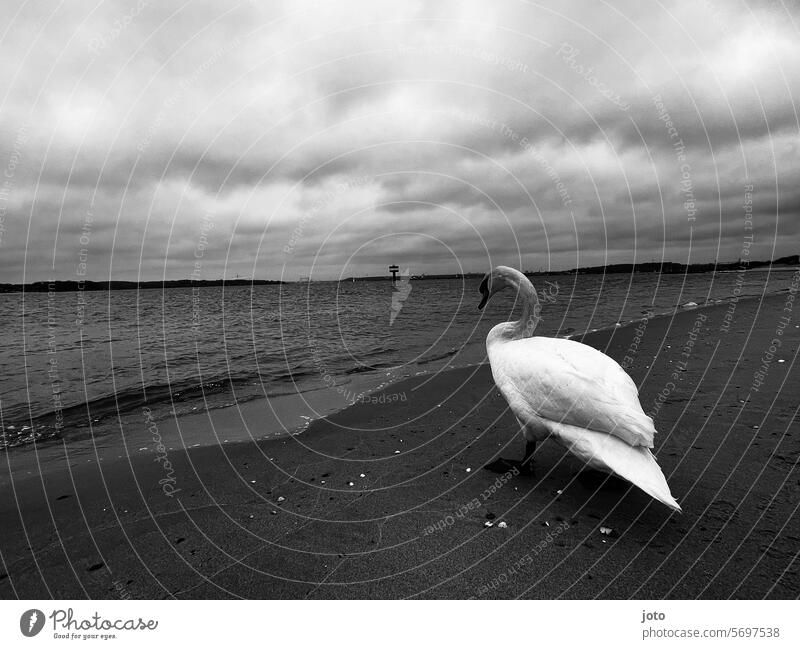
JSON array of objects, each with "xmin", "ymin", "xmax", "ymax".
[{"xmin": 510, "ymin": 274, "xmax": 540, "ymax": 339}]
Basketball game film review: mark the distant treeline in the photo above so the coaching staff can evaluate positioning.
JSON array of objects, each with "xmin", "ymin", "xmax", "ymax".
[
  {"xmin": 3, "ymin": 255, "xmax": 796, "ymax": 291},
  {"xmin": 340, "ymin": 254, "xmax": 799, "ymax": 282},
  {"xmin": 0, "ymin": 279, "xmax": 285, "ymax": 293},
  {"xmin": 339, "ymin": 255, "xmax": 800, "ymax": 282},
  {"xmin": 555, "ymin": 254, "xmax": 799, "ymax": 276}
]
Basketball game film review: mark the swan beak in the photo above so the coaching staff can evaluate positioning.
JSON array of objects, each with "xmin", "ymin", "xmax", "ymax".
[{"xmin": 478, "ymin": 276, "xmax": 490, "ymax": 310}]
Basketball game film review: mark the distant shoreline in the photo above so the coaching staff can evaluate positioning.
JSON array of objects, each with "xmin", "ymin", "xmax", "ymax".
[
  {"xmin": 1, "ymin": 255, "xmax": 796, "ymax": 291},
  {"xmin": 343, "ymin": 255, "xmax": 798, "ymax": 282},
  {"xmin": 0, "ymin": 278, "xmax": 285, "ymax": 294}
]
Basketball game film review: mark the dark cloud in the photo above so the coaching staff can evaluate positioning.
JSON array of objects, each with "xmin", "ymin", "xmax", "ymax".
[{"xmin": 0, "ymin": 0, "xmax": 797, "ymax": 281}]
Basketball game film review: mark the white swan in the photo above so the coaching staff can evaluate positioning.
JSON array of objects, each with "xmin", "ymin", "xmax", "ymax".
[{"xmin": 478, "ymin": 266, "xmax": 681, "ymax": 511}]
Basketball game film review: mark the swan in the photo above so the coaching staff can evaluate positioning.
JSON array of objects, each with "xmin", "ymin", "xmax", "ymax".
[{"xmin": 478, "ymin": 265, "xmax": 681, "ymax": 511}]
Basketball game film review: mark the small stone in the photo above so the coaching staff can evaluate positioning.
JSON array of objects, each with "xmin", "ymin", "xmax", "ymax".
[
  {"xmin": 394, "ymin": 450, "xmax": 400, "ymax": 454},
  {"xmin": 497, "ymin": 521, "xmax": 508, "ymax": 529},
  {"xmin": 277, "ymin": 496, "xmax": 285, "ymax": 503},
  {"xmin": 465, "ymin": 468, "xmax": 471, "ymax": 473},
  {"xmin": 359, "ymin": 473, "xmax": 366, "ymax": 478},
  {"xmin": 348, "ymin": 481, "xmax": 354, "ymax": 486}
]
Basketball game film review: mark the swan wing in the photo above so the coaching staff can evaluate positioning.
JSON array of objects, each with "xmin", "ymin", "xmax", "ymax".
[
  {"xmin": 548, "ymin": 419, "xmax": 681, "ymax": 511},
  {"xmin": 489, "ymin": 336, "xmax": 655, "ymax": 448}
]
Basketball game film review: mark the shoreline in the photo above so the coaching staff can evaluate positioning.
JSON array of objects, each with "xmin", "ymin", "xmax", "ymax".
[
  {"xmin": 4, "ymin": 287, "xmax": 789, "ymax": 459},
  {"xmin": 0, "ymin": 290, "xmax": 797, "ymax": 598}
]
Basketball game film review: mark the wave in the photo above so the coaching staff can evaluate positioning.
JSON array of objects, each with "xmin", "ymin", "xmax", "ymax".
[
  {"xmin": 344, "ymin": 361, "xmax": 395, "ymax": 374},
  {"xmin": 1, "ymin": 370, "xmax": 276, "ymax": 450},
  {"xmin": 417, "ymin": 347, "xmax": 461, "ymax": 365}
]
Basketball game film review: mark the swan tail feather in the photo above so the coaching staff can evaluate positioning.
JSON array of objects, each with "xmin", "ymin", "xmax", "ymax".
[{"xmin": 548, "ymin": 421, "xmax": 682, "ymax": 512}]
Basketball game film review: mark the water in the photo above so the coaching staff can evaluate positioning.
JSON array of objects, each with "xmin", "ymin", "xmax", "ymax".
[{"xmin": 0, "ymin": 269, "xmax": 795, "ymax": 453}]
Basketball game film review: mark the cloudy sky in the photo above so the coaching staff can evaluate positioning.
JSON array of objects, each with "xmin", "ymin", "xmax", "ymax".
[{"xmin": 1, "ymin": 0, "xmax": 798, "ymax": 282}]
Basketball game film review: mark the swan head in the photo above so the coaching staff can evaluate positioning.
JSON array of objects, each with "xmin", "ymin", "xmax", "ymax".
[{"xmin": 477, "ymin": 265, "xmax": 527, "ymax": 310}]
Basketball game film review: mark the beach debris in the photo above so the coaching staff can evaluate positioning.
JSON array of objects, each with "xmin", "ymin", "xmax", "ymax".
[
  {"xmin": 348, "ymin": 481, "xmax": 354, "ymax": 486},
  {"xmin": 543, "ymin": 521, "xmax": 550, "ymax": 527},
  {"xmin": 778, "ymin": 359, "xmax": 785, "ymax": 363},
  {"xmin": 270, "ymin": 510, "xmax": 277, "ymax": 515},
  {"xmin": 497, "ymin": 521, "xmax": 508, "ymax": 529},
  {"xmin": 394, "ymin": 450, "xmax": 400, "ymax": 454},
  {"xmin": 753, "ymin": 425, "xmax": 759, "ymax": 430},
  {"xmin": 484, "ymin": 520, "xmax": 494, "ymax": 528},
  {"xmin": 250, "ymin": 480, "xmax": 256, "ymax": 484},
  {"xmin": 599, "ymin": 526, "xmax": 613, "ymax": 535},
  {"xmin": 557, "ymin": 489, "xmax": 563, "ymax": 495},
  {"xmin": 359, "ymin": 473, "xmax": 366, "ymax": 478},
  {"xmin": 320, "ymin": 481, "xmax": 326, "ymax": 484},
  {"xmin": 277, "ymin": 496, "xmax": 285, "ymax": 503}
]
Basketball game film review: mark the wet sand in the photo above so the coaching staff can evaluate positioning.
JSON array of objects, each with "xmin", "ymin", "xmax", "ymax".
[{"xmin": 1, "ymin": 290, "xmax": 798, "ymax": 599}]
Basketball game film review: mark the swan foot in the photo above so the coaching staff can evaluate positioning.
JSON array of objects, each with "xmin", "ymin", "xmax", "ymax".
[{"xmin": 485, "ymin": 441, "xmax": 536, "ymax": 476}]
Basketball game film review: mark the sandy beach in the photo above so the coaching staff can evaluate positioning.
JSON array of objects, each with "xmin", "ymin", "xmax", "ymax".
[{"xmin": 1, "ymin": 291, "xmax": 797, "ymax": 599}]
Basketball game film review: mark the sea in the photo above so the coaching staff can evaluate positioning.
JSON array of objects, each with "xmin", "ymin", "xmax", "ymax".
[{"xmin": 1, "ymin": 269, "xmax": 796, "ymax": 459}]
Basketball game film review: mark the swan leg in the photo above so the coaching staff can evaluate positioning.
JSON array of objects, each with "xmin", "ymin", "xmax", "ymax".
[
  {"xmin": 520, "ymin": 439, "xmax": 536, "ymax": 475},
  {"xmin": 484, "ymin": 439, "xmax": 537, "ymax": 476},
  {"xmin": 485, "ymin": 417, "xmax": 541, "ymax": 475}
]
